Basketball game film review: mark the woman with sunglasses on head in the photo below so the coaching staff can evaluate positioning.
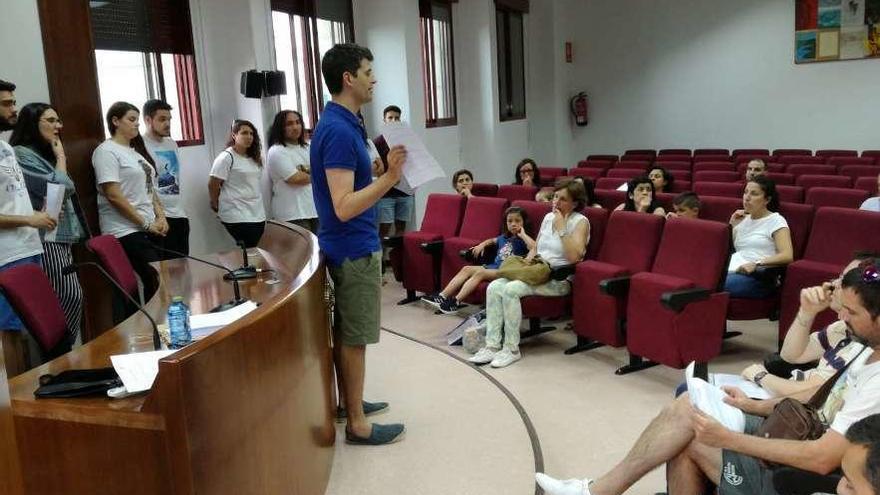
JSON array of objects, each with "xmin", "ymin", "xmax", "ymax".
[
  {"xmin": 11, "ymin": 103, "xmax": 87, "ymax": 344},
  {"xmin": 92, "ymin": 101, "xmax": 167, "ymax": 302},
  {"xmin": 209, "ymin": 119, "xmax": 266, "ymax": 248}
]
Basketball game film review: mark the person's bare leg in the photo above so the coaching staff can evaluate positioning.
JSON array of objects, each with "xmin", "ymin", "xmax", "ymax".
[
  {"xmin": 339, "ymin": 344, "xmax": 371, "ymax": 437},
  {"xmin": 441, "ymin": 266, "xmax": 477, "ymax": 298},
  {"xmin": 667, "ymin": 440, "xmax": 721, "ymax": 495},
  {"xmin": 590, "ymin": 395, "xmax": 695, "ymax": 495},
  {"xmin": 455, "ymin": 268, "xmax": 497, "ymax": 301}
]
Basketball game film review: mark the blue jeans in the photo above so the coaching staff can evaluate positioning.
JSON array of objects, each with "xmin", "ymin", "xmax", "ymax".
[
  {"xmin": 724, "ymin": 272, "xmax": 775, "ymax": 299},
  {"xmin": 0, "ymin": 254, "xmax": 43, "ymax": 331}
]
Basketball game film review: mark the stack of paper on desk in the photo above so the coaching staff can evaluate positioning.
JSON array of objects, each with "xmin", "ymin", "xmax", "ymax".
[{"xmin": 190, "ymin": 300, "xmax": 259, "ymax": 340}]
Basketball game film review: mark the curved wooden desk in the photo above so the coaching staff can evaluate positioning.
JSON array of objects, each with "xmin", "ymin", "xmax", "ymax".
[{"xmin": 4, "ymin": 221, "xmax": 335, "ymax": 494}]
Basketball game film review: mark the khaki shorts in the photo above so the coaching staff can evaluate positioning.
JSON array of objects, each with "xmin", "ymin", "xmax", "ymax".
[{"xmin": 328, "ymin": 251, "xmax": 382, "ymax": 346}]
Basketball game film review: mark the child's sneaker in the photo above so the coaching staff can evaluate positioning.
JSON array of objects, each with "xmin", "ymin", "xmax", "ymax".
[
  {"xmin": 420, "ymin": 293, "xmax": 444, "ymax": 309},
  {"xmin": 438, "ymin": 296, "xmax": 467, "ymax": 315}
]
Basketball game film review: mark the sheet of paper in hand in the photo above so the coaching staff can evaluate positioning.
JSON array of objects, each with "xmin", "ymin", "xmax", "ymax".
[
  {"xmin": 686, "ymin": 362, "xmax": 746, "ymax": 433},
  {"xmin": 380, "ymin": 123, "xmax": 446, "ymax": 189}
]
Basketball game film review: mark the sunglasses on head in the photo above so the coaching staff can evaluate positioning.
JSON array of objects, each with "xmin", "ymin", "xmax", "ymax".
[{"xmin": 858, "ymin": 260, "xmax": 880, "ymax": 284}]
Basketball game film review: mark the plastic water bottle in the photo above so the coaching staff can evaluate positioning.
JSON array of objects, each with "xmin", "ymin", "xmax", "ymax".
[{"xmin": 167, "ymin": 296, "xmax": 192, "ymax": 349}]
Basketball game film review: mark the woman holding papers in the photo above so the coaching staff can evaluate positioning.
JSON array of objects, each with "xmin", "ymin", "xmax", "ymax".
[
  {"xmin": 266, "ymin": 110, "xmax": 318, "ymax": 233},
  {"xmin": 10, "ymin": 103, "xmax": 86, "ymax": 344}
]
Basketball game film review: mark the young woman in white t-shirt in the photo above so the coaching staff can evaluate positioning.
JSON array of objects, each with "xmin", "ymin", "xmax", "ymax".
[
  {"xmin": 92, "ymin": 101, "xmax": 168, "ymax": 302},
  {"xmin": 209, "ymin": 120, "xmax": 266, "ymax": 248},
  {"xmin": 266, "ymin": 110, "xmax": 317, "ymax": 233},
  {"xmin": 724, "ymin": 176, "xmax": 793, "ymax": 298}
]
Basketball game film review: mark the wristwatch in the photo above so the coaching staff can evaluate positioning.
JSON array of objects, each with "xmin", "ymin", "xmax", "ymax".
[{"xmin": 753, "ymin": 370, "xmax": 769, "ymax": 388}]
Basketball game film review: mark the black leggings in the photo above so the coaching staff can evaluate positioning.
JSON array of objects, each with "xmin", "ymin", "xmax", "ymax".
[
  {"xmin": 223, "ymin": 221, "xmax": 266, "ymax": 248},
  {"xmin": 117, "ymin": 231, "xmax": 162, "ymax": 304}
]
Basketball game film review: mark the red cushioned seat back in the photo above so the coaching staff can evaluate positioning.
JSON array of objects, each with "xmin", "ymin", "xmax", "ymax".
[
  {"xmin": 862, "ymin": 151, "xmax": 880, "ymax": 161},
  {"xmin": 698, "ymin": 196, "xmax": 743, "ymax": 223},
  {"xmin": 539, "ymin": 167, "xmax": 566, "ymax": 184},
  {"xmin": 658, "ymin": 149, "xmax": 691, "ymax": 156},
  {"xmin": 595, "ymin": 190, "xmax": 626, "ymax": 209},
  {"xmin": 457, "ymin": 196, "xmax": 508, "ymax": 240},
  {"xmin": 736, "ymin": 162, "xmax": 786, "ymax": 174},
  {"xmin": 693, "ymin": 154, "xmax": 731, "ymax": 163},
  {"xmin": 569, "ymin": 168, "xmax": 604, "ymax": 180},
  {"xmin": 497, "ymin": 184, "xmax": 538, "ymax": 203},
  {"xmin": 803, "ymin": 207, "xmax": 880, "ymax": 264},
  {"xmin": 772, "ymin": 149, "xmax": 812, "ymax": 158},
  {"xmin": 651, "ymin": 217, "xmax": 730, "ymax": 289},
  {"xmin": 86, "ymin": 235, "xmax": 139, "ymax": 297},
  {"xmin": 816, "ymin": 149, "xmax": 858, "ymax": 158},
  {"xmin": 598, "ymin": 211, "xmax": 665, "ymax": 272},
  {"xmin": 595, "ymin": 177, "xmax": 627, "ymax": 191},
  {"xmin": 667, "ymin": 170, "xmax": 691, "ymax": 182},
  {"xmin": 795, "ymin": 174, "xmax": 852, "ymax": 190},
  {"xmin": 788, "ymin": 164, "xmax": 836, "ymax": 178},
  {"xmin": 732, "ymin": 148, "xmax": 770, "ymax": 158},
  {"xmin": 586, "ymin": 154, "xmax": 618, "ymax": 163},
  {"xmin": 623, "ymin": 149, "xmax": 656, "ymax": 159},
  {"xmin": 839, "ymin": 165, "xmax": 880, "ymax": 181},
  {"xmin": 694, "ymin": 148, "xmax": 729, "ymax": 157},
  {"xmin": 606, "ymin": 168, "xmax": 645, "ymax": 180},
  {"xmin": 779, "ymin": 155, "xmax": 826, "ymax": 165},
  {"xmin": 776, "ymin": 185, "xmax": 805, "ymax": 203},
  {"xmin": 655, "ymin": 160, "xmax": 691, "ymax": 171},
  {"xmin": 828, "ymin": 157, "xmax": 875, "ymax": 167},
  {"xmin": 694, "ymin": 162, "xmax": 735, "ymax": 173},
  {"xmin": 511, "ymin": 200, "xmax": 552, "ymax": 238},
  {"xmin": 420, "ymin": 193, "xmax": 466, "ymax": 236},
  {"xmin": 733, "ymin": 154, "xmax": 773, "ymax": 165},
  {"xmin": 670, "ymin": 180, "xmax": 692, "ymax": 193},
  {"xmin": 694, "ymin": 170, "xmax": 740, "ymax": 183},
  {"xmin": 615, "ymin": 160, "xmax": 651, "ymax": 169},
  {"xmin": 581, "ymin": 207, "xmax": 609, "ymax": 261},
  {"xmin": 470, "ymin": 182, "xmax": 498, "ymax": 197},
  {"xmin": 806, "ymin": 188, "xmax": 870, "ymax": 210},
  {"xmin": 0, "ymin": 264, "xmax": 68, "ymax": 354},
  {"xmin": 694, "ymin": 181, "xmax": 743, "ymax": 199},
  {"xmin": 777, "ymin": 202, "xmax": 815, "ymax": 259},
  {"xmin": 855, "ymin": 176, "xmax": 879, "ymax": 194},
  {"xmin": 764, "ymin": 172, "xmax": 794, "ymax": 185}
]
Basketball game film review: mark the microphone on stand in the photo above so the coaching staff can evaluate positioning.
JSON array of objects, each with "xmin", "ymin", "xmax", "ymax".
[
  {"xmin": 62, "ymin": 262, "xmax": 162, "ymax": 351},
  {"xmin": 148, "ymin": 243, "xmax": 249, "ymax": 313},
  {"xmin": 225, "ymin": 240, "xmax": 257, "ymax": 281}
]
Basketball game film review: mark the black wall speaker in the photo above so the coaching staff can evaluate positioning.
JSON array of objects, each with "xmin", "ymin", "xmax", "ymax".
[
  {"xmin": 240, "ymin": 70, "xmax": 265, "ymax": 98},
  {"xmin": 263, "ymin": 71, "xmax": 287, "ymax": 96}
]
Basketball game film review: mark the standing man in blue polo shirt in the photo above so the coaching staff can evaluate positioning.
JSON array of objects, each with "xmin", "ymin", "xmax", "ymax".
[{"xmin": 311, "ymin": 43, "xmax": 407, "ymax": 445}]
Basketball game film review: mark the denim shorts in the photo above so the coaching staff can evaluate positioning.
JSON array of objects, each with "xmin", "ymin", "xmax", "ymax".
[{"xmin": 377, "ymin": 195, "xmax": 414, "ymax": 224}]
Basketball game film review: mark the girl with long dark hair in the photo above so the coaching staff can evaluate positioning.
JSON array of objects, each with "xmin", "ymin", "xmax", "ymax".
[{"xmin": 266, "ymin": 110, "xmax": 317, "ymax": 233}]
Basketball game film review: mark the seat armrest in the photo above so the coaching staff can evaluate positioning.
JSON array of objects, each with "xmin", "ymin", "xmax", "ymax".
[
  {"xmin": 599, "ymin": 276, "xmax": 631, "ymax": 297},
  {"xmin": 459, "ymin": 245, "xmax": 497, "ymax": 264},
  {"xmin": 550, "ymin": 264, "xmax": 576, "ymax": 281},
  {"xmin": 459, "ymin": 249, "xmax": 477, "ymax": 263},
  {"xmin": 661, "ymin": 287, "xmax": 710, "ymax": 312},
  {"xmin": 382, "ymin": 236, "xmax": 403, "ymax": 249},
  {"xmin": 753, "ymin": 265, "xmax": 786, "ymax": 287},
  {"xmin": 420, "ymin": 240, "xmax": 444, "ymax": 254}
]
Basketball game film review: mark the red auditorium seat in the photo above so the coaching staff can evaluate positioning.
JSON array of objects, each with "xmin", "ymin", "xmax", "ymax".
[
  {"xmin": 439, "ymin": 197, "xmax": 509, "ymax": 302},
  {"xmin": 776, "ymin": 185, "xmax": 805, "ymax": 203},
  {"xmin": 694, "ymin": 181, "xmax": 743, "ymax": 199},
  {"xmin": 568, "ymin": 211, "xmax": 665, "ymax": 353},
  {"xmin": 735, "ymin": 162, "xmax": 786, "ymax": 174},
  {"xmin": 694, "ymin": 148, "xmax": 730, "ymax": 157},
  {"xmin": 577, "ymin": 159, "xmax": 613, "ymax": 172},
  {"xmin": 654, "ymin": 192, "xmax": 677, "ymax": 211},
  {"xmin": 615, "ymin": 160, "xmax": 652, "ymax": 169},
  {"xmin": 586, "ymin": 154, "xmax": 619, "ymax": 163},
  {"xmin": 606, "ymin": 168, "xmax": 646, "ymax": 180},
  {"xmin": 734, "ymin": 154, "xmax": 773, "ymax": 165},
  {"xmin": 569, "ymin": 168, "xmax": 604, "ymax": 180},
  {"xmin": 693, "ymin": 154, "xmax": 732, "ymax": 163},
  {"xmin": 539, "ymin": 167, "xmax": 567, "ymax": 184},
  {"xmin": 815, "ymin": 149, "xmax": 858, "ymax": 158},
  {"xmin": 779, "ymin": 208, "xmax": 880, "ymax": 342},
  {"xmin": 787, "ymin": 164, "xmax": 837, "ymax": 178},
  {"xmin": 470, "ymin": 182, "xmax": 498, "ymax": 197},
  {"xmin": 779, "ymin": 155, "xmax": 826, "ymax": 165},
  {"xmin": 595, "ymin": 177, "xmax": 627, "ymax": 190},
  {"xmin": 828, "ymin": 156, "xmax": 876, "ymax": 167},
  {"xmin": 658, "ymin": 149, "xmax": 691, "ymax": 156},
  {"xmin": 397, "ymin": 193, "xmax": 467, "ymax": 303},
  {"xmin": 595, "ymin": 190, "xmax": 626, "ymax": 209},
  {"xmin": 498, "ymin": 184, "xmax": 539, "ymax": 203},
  {"xmin": 732, "ymin": 148, "xmax": 770, "ymax": 157},
  {"xmin": 805, "ymin": 187, "xmax": 870, "ymax": 209},
  {"xmin": 772, "ymin": 149, "xmax": 812, "ymax": 157},
  {"xmin": 855, "ymin": 176, "xmax": 880, "ymax": 194},
  {"xmin": 795, "ymin": 174, "xmax": 852, "ymax": 190},
  {"xmin": 622, "ymin": 218, "xmax": 731, "ymax": 373},
  {"xmin": 861, "ymin": 150, "xmax": 880, "ymax": 161},
  {"xmin": 764, "ymin": 172, "xmax": 795, "ymax": 185},
  {"xmin": 519, "ymin": 207, "xmax": 610, "ymax": 336},
  {"xmin": 653, "ymin": 160, "xmax": 691, "ymax": 171},
  {"xmin": 694, "ymin": 170, "xmax": 740, "ymax": 182},
  {"xmin": 839, "ymin": 165, "xmax": 880, "ymax": 181},
  {"xmin": 669, "ymin": 180, "xmax": 692, "ymax": 193},
  {"xmin": 667, "ymin": 170, "xmax": 691, "ymax": 182},
  {"xmin": 623, "ymin": 149, "xmax": 657, "ymax": 158},
  {"xmin": 694, "ymin": 162, "xmax": 736, "ymax": 173},
  {"xmin": 698, "ymin": 196, "xmax": 743, "ymax": 223},
  {"xmin": 0, "ymin": 264, "xmax": 72, "ymax": 360}
]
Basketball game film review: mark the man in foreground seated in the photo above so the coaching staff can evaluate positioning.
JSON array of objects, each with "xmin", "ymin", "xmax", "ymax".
[
  {"xmin": 537, "ymin": 258, "xmax": 880, "ymax": 495},
  {"xmin": 839, "ymin": 414, "xmax": 880, "ymax": 495}
]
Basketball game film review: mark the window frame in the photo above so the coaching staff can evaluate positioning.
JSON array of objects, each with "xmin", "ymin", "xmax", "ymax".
[
  {"xmin": 420, "ymin": 0, "xmax": 458, "ymax": 128},
  {"xmin": 496, "ymin": 5, "xmax": 527, "ymax": 122}
]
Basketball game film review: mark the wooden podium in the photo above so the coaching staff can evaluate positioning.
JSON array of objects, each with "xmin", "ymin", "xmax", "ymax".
[{"xmin": 1, "ymin": 221, "xmax": 336, "ymax": 494}]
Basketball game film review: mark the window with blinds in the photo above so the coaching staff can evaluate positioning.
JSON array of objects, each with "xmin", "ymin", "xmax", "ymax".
[
  {"xmin": 420, "ymin": 0, "xmax": 458, "ymax": 127},
  {"xmin": 271, "ymin": 0, "xmax": 354, "ymax": 130},
  {"xmin": 89, "ymin": 0, "xmax": 204, "ymax": 144}
]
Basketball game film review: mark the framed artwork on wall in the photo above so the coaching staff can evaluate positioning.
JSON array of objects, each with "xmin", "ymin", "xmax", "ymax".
[{"xmin": 795, "ymin": 0, "xmax": 880, "ymax": 63}]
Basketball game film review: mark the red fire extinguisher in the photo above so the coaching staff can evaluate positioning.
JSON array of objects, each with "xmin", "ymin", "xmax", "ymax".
[{"xmin": 570, "ymin": 92, "xmax": 589, "ymax": 127}]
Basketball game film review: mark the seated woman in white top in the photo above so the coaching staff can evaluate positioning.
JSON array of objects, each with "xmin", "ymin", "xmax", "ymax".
[
  {"xmin": 469, "ymin": 179, "xmax": 591, "ymax": 368},
  {"xmin": 209, "ymin": 119, "xmax": 266, "ymax": 248},
  {"xmin": 266, "ymin": 110, "xmax": 317, "ymax": 233},
  {"xmin": 724, "ymin": 176, "xmax": 793, "ymax": 298},
  {"xmin": 92, "ymin": 101, "xmax": 168, "ymax": 301},
  {"xmin": 859, "ymin": 173, "xmax": 880, "ymax": 212},
  {"xmin": 614, "ymin": 175, "xmax": 666, "ymax": 216}
]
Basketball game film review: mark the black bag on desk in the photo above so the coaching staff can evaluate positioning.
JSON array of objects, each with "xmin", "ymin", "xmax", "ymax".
[{"xmin": 34, "ymin": 367, "xmax": 122, "ymax": 398}]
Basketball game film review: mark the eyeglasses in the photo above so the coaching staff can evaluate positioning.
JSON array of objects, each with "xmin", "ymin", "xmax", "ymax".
[{"xmin": 858, "ymin": 260, "xmax": 880, "ymax": 284}]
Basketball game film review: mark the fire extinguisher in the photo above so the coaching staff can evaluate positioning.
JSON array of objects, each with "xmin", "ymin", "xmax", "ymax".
[{"xmin": 570, "ymin": 92, "xmax": 589, "ymax": 127}]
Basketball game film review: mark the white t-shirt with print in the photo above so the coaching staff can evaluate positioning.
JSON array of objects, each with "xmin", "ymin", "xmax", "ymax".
[
  {"xmin": 267, "ymin": 143, "xmax": 317, "ymax": 221},
  {"xmin": 536, "ymin": 211, "xmax": 589, "ymax": 268},
  {"xmin": 209, "ymin": 148, "xmax": 266, "ymax": 223},
  {"xmin": 0, "ymin": 141, "xmax": 42, "ymax": 266},
  {"xmin": 143, "ymin": 136, "xmax": 186, "ymax": 218},
  {"xmin": 92, "ymin": 139, "xmax": 157, "ymax": 238},
  {"xmin": 822, "ymin": 348, "xmax": 880, "ymax": 435},
  {"xmin": 728, "ymin": 212, "xmax": 788, "ymax": 272}
]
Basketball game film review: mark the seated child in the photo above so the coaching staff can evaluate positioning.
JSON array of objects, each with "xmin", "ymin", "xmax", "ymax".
[
  {"xmin": 666, "ymin": 191, "xmax": 701, "ymax": 219},
  {"xmin": 422, "ymin": 206, "xmax": 534, "ymax": 314}
]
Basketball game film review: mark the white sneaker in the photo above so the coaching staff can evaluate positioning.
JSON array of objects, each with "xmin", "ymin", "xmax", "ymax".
[
  {"xmin": 468, "ymin": 347, "xmax": 497, "ymax": 364},
  {"xmin": 490, "ymin": 348, "xmax": 521, "ymax": 368},
  {"xmin": 535, "ymin": 473, "xmax": 592, "ymax": 495}
]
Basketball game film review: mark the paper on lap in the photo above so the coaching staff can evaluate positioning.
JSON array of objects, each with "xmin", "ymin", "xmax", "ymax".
[
  {"xmin": 380, "ymin": 123, "xmax": 446, "ymax": 189},
  {"xmin": 711, "ymin": 373, "xmax": 771, "ymax": 400},
  {"xmin": 686, "ymin": 362, "xmax": 746, "ymax": 432}
]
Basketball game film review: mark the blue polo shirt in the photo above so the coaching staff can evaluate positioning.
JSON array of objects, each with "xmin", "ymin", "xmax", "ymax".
[{"xmin": 310, "ymin": 101, "xmax": 379, "ymax": 266}]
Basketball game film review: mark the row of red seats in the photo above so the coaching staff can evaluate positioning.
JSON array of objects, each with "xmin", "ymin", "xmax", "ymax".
[
  {"xmin": 390, "ymin": 192, "xmax": 880, "ymax": 373},
  {"xmin": 575, "ymin": 160, "xmax": 880, "ymax": 176},
  {"xmin": 585, "ymin": 148, "xmax": 880, "ymax": 160}
]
